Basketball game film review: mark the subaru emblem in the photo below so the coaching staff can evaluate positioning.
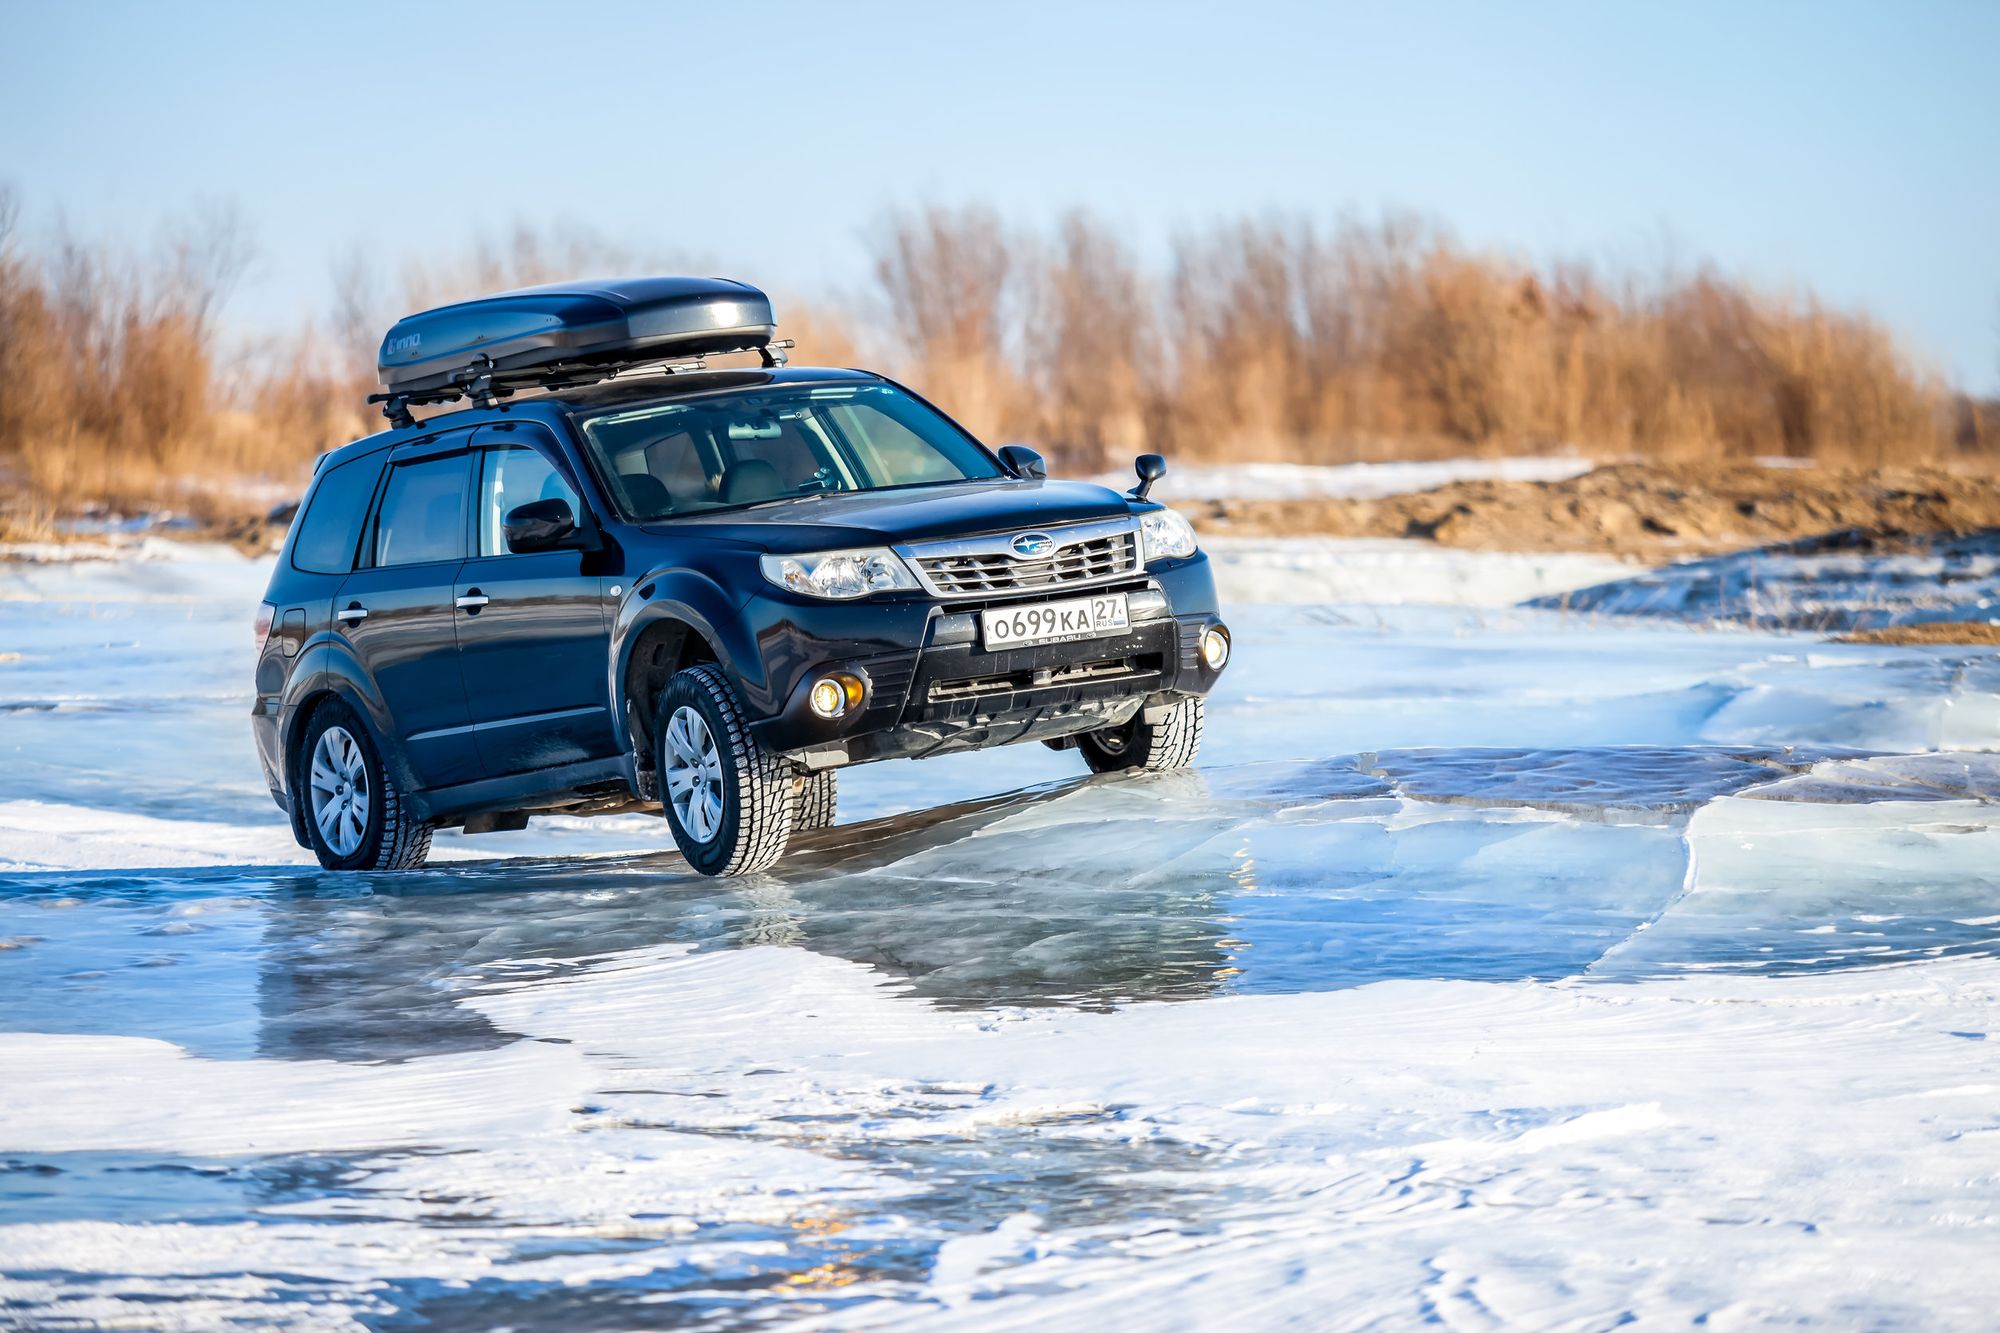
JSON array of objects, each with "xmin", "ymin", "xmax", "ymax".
[{"xmin": 1010, "ymin": 531, "xmax": 1056, "ymax": 559}]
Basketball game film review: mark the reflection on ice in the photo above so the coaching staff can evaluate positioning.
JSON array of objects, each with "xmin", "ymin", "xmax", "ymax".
[
  {"xmin": 5, "ymin": 745, "xmax": 1997, "ymax": 1066},
  {"xmin": 1359, "ymin": 744, "xmax": 1844, "ymax": 817}
]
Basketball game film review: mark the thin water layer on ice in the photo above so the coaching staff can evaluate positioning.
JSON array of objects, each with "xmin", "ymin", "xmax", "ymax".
[{"xmin": 3, "ymin": 544, "xmax": 2000, "ymax": 1328}]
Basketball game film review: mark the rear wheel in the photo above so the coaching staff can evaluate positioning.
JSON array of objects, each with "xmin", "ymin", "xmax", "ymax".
[
  {"xmin": 657, "ymin": 664, "xmax": 794, "ymax": 876},
  {"xmin": 793, "ymin": 769, "xmax": 838, "ymax": 832},
  {"xmin": 298, "ymin": 701, "xmax": 431, "ymax": 871},
  {"xmin": 1077, "ymin": 697, "xmax": 1205, "ymax": 774}
]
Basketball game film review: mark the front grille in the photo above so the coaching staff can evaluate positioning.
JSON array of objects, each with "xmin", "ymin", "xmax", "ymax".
[{"xmin": 908, "ymin": 522, "xmax": 1140, "ymax": 597}]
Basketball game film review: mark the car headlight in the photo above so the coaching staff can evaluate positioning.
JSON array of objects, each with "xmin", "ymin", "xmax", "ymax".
[
  {"xmin": 760, "ymin": 548, "xmax": 919, "ymax": 599},
  {"xmin": 1138, "ymin": 507, "xmax": 1199, "ymax": 563}
]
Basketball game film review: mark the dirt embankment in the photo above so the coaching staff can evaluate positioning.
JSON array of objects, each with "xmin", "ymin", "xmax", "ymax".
[
  {"xmin": 1837, "ymin": 622, "xmax": 2000, "ymax": 646},
  {"xmin": 1188, "ymin": 464, "xmax": 2000, "ymax": 558}
]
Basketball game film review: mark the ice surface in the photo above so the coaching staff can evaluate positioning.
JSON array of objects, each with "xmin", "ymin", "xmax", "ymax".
[
  {"xmin": 1533, "ymin": 529, "xmax": 2000, "ymax": 631},
  {"xmin": 4, "ymin": 543, "xmax": 2000, "ymax": 1328}
]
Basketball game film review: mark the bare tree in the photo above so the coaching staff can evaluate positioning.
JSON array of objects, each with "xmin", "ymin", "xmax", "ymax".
[
  {"xmin": 867, "ymin": 205, "xmax": 1028, "ymax": 440},
  {"xmin": 154, "ymin": 200, "xmax": 255, "ymax": 336},
  {"xmin": 1032, "ymin": 210, "xmax": 1156, "ymax": 469}
]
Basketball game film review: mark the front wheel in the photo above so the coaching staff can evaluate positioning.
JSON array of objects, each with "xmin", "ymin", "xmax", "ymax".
[
  {"xmin": 657, "ymin": 664, "xmax": 794, "ymax": 876},
  {"xmin": 1077, "ymin": 697, "xmax": 1205, "ymax": 774},
  {"xmin": 793, "ymin": 769, "xmax": 838, "ymax": 832},
  {"xmin": 298, "ymin": 701, "xmax": 432, "ymax": 871}
]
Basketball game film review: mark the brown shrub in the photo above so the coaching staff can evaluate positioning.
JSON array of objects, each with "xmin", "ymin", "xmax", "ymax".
[
  {"xmin": 0, "ymin": 191, "xmax": 1977, "ymax": 530},
  {"xmin": 866, "ymin": 209, "xmax": 1963, "ymax": 475}
]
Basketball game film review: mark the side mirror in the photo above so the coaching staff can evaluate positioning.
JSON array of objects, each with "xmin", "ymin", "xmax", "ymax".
[
  {"xmin": 997, "ymin": 444, "xmax": 1047, "ymax": 480},
  {"xmin": 1129, "ymin": 453, "xmax": 1167, "ymax": 500},
  {"xmin": 503, "ymin": 497, "xmax": 579, "ymax": 554}
]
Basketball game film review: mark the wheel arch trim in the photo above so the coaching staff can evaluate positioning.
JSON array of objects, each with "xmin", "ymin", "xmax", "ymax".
[{"xmin": 609, "ymin": 568, "xmax": 764, "ymax": 760}]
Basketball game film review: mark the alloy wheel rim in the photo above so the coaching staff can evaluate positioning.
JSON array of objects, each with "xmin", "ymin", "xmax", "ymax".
[
  {"xmin": 663, "ymin": 705, "xmax": 725, "ymax": 844},
  {"xmin": 308, "ymin": 725, "xmax": 370, "ymax": 857}
]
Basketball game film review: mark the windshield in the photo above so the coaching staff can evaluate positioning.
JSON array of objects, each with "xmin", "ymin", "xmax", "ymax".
[{"xmin": 574, "ymin": 383, "xmax": 1005, "ymax": 520}]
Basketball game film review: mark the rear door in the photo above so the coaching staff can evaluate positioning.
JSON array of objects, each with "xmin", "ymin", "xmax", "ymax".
[
  {"xmin": 333, "ymin": 435, "xmax": 480, "ymax": 790},
  {"xmin": 453, "ymin": 424, "xmax": 617, "ymax": 777}
]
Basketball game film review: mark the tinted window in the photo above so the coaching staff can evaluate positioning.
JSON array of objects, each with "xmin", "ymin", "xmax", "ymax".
[
  {"xmin": 825, "ymin": 400, "xmax": 969, "ymax": 484},
  {"xmin": 477, "ymin": 446, "xmax": 582, "ymax": 556},
  {"xmin": 373, "ymin": 455, "xmax": 469, "ymax": 567},
  {"xmin": 290, "ymin": 455, "xmax": 382, "ymax": 574},
  {"xmin": 641, "ymin": 427, "xmax": 714, "ymax": 510},
  {"xmin": 577, "ymin": 383, "xmax": 1003, "ymax": 520}
]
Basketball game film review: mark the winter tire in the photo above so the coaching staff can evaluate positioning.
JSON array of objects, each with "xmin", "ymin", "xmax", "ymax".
[
  {"xmin": 793, "ymin": 769, "xmax": 838, "ymax": 832},
  {"xmin": 1078, "ymin": 696, "xmax": 1205, "ymax": 774},
  {"xmin": 657, "ymin": 663, "xmax": 794, "ymax": 876},
  {"xmin": 298, "ymin": 700, "xmax": 432, "ymax": 871}
]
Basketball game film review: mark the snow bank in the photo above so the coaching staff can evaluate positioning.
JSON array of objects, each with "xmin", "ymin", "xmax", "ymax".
[
  {"xmin": 1086, "ymin": 456, "xmax": 1594, "ymax": 502},
  {"xmin": 0, "ymin": 1033, "xmax": 591, "ymax": 1156},
  {"xmin": 464, "ymin": 944, "xmax": 2000, "ymax": 1329},
  {"xmin": 1207, "ymin": 536, "xmax": 1634, "ymax": 606}
]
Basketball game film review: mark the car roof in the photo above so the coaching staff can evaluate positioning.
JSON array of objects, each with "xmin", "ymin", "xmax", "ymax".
[{"xmin": 312, "ymin": 365, "xmax": 886, "ymax": 475}]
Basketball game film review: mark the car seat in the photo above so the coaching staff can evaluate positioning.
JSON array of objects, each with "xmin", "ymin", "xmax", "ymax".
[
  {"xmin": 619, "ymin": 473, "xmax": 674, "ymax": 517},
  {"xmin": 721, "ymin": 459, "xmax": 783, "ymax": 505}
]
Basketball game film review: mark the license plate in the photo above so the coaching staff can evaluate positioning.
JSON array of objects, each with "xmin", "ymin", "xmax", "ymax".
[{"xmin": 979, "ymin": 593, "xmax": 1130, "ymax": 650}]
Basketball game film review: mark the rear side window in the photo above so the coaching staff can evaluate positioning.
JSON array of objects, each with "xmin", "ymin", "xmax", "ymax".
[
  {"xmin": 291, "ymin": 455, "xmax": 383, "ymax": 574},
  {"xmin": 373, "ymin": 455, "xmax": 470, "ymax": 567}
]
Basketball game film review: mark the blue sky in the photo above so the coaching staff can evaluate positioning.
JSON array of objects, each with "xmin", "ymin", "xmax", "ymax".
[{"xmin": 3, "ymin": 0, "xmax": 1996, "ymax": 387}]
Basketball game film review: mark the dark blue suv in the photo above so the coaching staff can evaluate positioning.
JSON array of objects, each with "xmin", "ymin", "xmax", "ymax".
[{"xmin": 252, "ymin": 278, "xmax": 1230, "ymax": 875}]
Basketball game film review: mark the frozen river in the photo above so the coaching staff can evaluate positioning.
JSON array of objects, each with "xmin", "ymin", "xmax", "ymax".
[{"xmin": 2, "ymin": 543, "xmax": 1998, "ymax": 1329}]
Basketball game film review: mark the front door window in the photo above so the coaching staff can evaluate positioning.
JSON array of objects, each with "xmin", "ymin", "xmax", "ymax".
[{"xmin": 478, "ymin": 446, "xmax": 582, "ymax": 556}]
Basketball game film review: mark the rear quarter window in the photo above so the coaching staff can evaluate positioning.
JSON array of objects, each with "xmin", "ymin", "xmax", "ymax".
[{"xmin": 290, "ymin": 455, "xmax": 384, "ymax": 574}]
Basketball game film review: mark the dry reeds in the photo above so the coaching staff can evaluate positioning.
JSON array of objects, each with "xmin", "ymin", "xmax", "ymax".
[
  {"xmin": 867, "ymin": 208, "xmax": 1973, "ymax": 474},
  {"xmin": 0, "ymin": 189, "xmax": 1983, "ymax": 530}
]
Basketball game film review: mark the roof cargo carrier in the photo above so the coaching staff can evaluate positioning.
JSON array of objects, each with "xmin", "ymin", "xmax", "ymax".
[{"xmin": 372, "ymin": 276, "xmax": 785, "ymax": 421}]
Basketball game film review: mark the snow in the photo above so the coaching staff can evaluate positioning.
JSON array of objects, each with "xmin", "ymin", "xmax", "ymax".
[
  {"xmin": 1086, "ymin": 456, "xmax": 1594, "ymax": 502},
  {"xmin": 3, "ymin": 540, "xmax": 1999, "ymax": 1328},
  {"xmin": 1207, "ymin": 536, "xmax": 1635, "ymax": 606}
]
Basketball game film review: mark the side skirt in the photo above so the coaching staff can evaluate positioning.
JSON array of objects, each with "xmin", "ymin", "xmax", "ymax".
[{"xmin": 412, "ymin": 754, "xmax": 640, "ymax": 826}]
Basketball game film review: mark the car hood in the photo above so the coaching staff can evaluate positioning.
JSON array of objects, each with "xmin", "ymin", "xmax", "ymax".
[{"xmin": 636, "ymin": 479, "xmax": 1136, "ymax": 552}]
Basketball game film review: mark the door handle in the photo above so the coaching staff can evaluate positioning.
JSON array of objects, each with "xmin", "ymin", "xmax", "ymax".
[
  {"xmin": 336, "ymin": 605, "xmax": 369, "ymax": 624},
  {"xmin": 455, "ymin": 592, "xmax": 490, "ymax": 611}
]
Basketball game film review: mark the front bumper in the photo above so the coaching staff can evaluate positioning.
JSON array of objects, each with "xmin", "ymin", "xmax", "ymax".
[{"xmin": 747, "ymin": 555, "xmax": 1226, "ymax": 764}]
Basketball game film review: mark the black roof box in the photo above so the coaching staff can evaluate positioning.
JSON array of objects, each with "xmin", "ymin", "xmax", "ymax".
[{"xmin": 377, "ymin": 276, "xmax": 776, "ymax": 394}]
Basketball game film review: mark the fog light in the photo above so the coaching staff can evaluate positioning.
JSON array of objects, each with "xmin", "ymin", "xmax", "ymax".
[
  {"xmin": 1201, "ymin": 628, "xmax": 1231, "ymax": 669},
  {"xmin": 808, "ymin": 677, "xmax": 847, "ymax": 719},
  {"xmin": 808, "ymin": 674, "xmax": 866, "ymax": 719}
]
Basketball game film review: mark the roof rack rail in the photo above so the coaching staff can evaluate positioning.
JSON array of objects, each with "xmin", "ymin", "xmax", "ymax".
[
  {"xmin": 367, "ymin": 338, "xmax": 793, "ymax": 428},
  {"xmin": 370, "ymin": 276, "xmax": 788, "ymax": 427}
]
